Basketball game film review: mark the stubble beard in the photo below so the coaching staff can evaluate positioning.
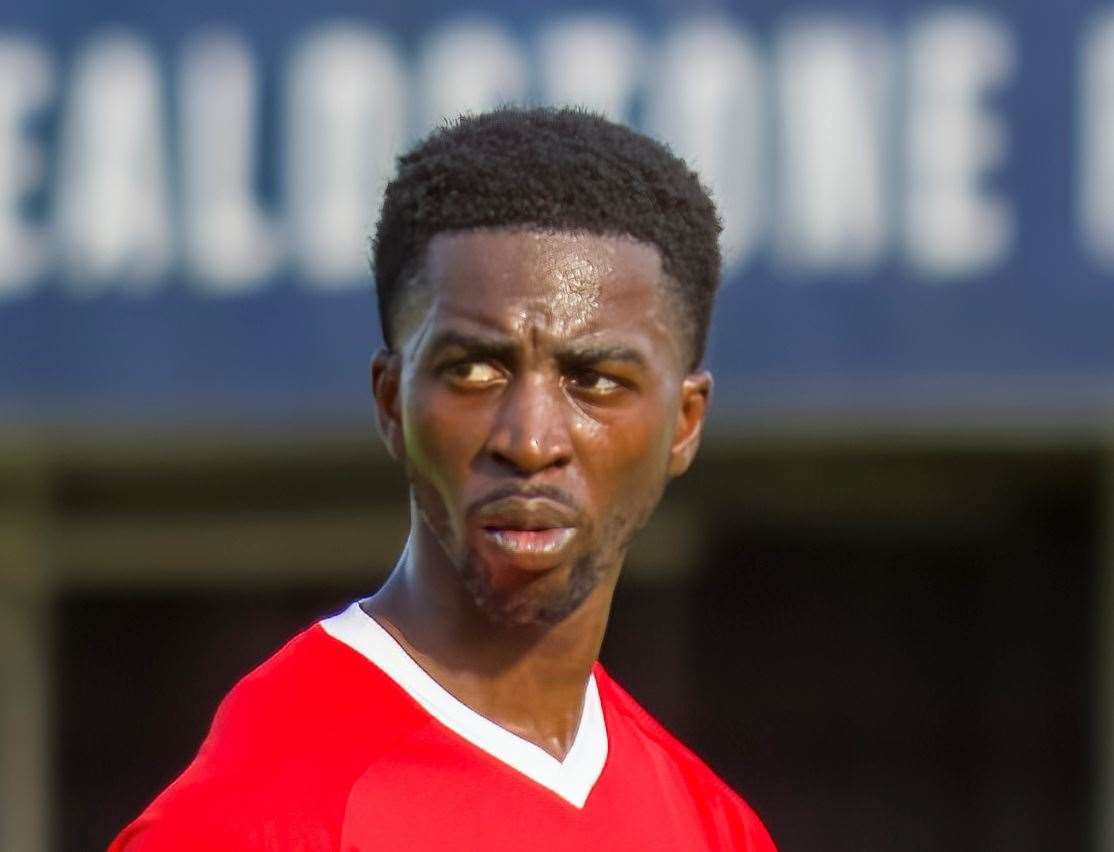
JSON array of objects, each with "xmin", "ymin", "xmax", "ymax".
[
  {"xmin": 461, "ymin": 548, "xmax": 603, "ymax": 628},
  {"xmin": 408, "ymin": 473, "xmax": 654, "ymax": 628}
]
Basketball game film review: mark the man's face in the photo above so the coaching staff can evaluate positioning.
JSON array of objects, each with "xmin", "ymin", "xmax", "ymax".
[{"xmin": 374, "ymin": 228, "xmax": 710, "ymax": 626}]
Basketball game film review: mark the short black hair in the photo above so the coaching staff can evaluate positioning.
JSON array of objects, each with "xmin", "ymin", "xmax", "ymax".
[{"xmin": 371, "ymin": 106, "xmax": 722, "ymax": 369}]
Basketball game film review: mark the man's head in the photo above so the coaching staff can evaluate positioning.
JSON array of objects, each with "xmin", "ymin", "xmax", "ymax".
[
  {"xmin": 373, "ymin": 107, "xmax": 721, "ymax": 371},
  {"xmin": 370, "ymin": 107, "xmax": 722, "ymax": 627}
]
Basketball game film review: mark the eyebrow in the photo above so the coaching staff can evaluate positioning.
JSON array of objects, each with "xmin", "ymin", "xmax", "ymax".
[
  {"xmin": 425, "ymin": 329, "xmax": 648, "ymax": 369},
  {"xmin": 556, "ymin": 343, "xmax": 647, "ymax": 368},
  {"xmin": 425, "ymin": 330, "xmax": 518, "ymax": 363}
]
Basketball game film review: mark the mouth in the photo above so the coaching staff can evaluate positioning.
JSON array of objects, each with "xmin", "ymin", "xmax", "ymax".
[
  {"xmin": 483, "ymin": 526, "xmax": 577, "ymax": 556},
  {"xmin": 471, "ymin": 494, "xmax": 581, "ymax": 564}
]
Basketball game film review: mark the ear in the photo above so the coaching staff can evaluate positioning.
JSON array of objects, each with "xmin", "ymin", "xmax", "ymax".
[
  {"xmin": 371, "ymin": 349, "xmax": 406, "ymax": 462},
  {"xmin": 667, "ymin": 370, "xmax": 712, "ymax": 478}
]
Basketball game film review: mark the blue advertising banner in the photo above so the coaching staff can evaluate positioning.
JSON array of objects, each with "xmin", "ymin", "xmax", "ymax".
[{"xmin": 2, "ymin": 1, "xmax": 1114, "ymax": 427}]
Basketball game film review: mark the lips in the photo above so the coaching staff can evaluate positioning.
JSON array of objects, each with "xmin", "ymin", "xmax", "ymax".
[
  {"xmin": 472, "ymin": 495, "xmax": 580, "ymax": 562},
  {"xmin": 484, "ymin": 527, "xmax": 576, "ymax": 555}
]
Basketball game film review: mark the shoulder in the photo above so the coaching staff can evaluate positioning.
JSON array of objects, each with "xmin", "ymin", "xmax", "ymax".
[
  {"xmin": 592, "ymin": 663, "xmax": 736, "ymax": 794},
  {"xmin": 111, "ymin": 620, "xmax": 424, "ymax": 851},
  {"xmin": 594, "ymin": 664, "xmax": 779, "ymax": 851},
  {"xmin": 198, "ymin": 618, "xmax": 425, "ymax": 758}
]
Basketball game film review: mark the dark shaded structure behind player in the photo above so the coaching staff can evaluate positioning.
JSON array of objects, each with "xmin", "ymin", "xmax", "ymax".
[{"xmin": 1, "ymin": 4, "xmax": 1110, "ymax": 851}]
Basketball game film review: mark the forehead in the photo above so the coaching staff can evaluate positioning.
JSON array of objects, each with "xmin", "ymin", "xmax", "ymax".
[
  {"xmin": 413, "ymin": 228, "xmax": 676, "ymax": 347},
  {"xmin": 426, "ymin": 228, "xmax": 658, "ymax": 289}
]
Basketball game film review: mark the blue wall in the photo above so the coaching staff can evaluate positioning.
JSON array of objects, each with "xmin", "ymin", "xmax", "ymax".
[{"xmin": 3, "ymin": 0, "xmax": 1113, "ymax": 426}]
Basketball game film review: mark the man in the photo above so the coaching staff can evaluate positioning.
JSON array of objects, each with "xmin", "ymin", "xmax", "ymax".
[{"xmin": 111, "ymin": 107, "xmax": 777, "ymax": 850}]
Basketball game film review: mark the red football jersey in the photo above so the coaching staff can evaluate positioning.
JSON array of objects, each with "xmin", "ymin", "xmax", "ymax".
[{"xmin": 111, "ymin": 602, "xmax": 777, "ymax": 851}]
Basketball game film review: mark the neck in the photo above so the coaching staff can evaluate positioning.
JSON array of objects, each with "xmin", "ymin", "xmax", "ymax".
[{"xmin": 363, "ymin": 516, "xmax": 620, "ymax": 760}]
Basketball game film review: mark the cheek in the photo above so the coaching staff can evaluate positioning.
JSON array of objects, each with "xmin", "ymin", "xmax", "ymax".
[
  {"xmin": 574, "ymin": 404, "xmax": 674, "ymax": 501},
  {"xmin": 402, "ymin": 386, "xmax": 487, "ymax": 490}
]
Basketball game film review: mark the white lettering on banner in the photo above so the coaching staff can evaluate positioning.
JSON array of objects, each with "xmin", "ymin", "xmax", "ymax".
[
  {"xmin": 1081, "ymin": 14, "xmax": 1114, "ymax": 267},
  {"xmin": 905, "ymin": 11, "xmax": 1015, "ymax": 278},
  {"xmin": 776, "ymin": 20, "xmax": 892, "ymax": 271},
  {"xmin": 648, "ymin": 20, "xmax": 765, "ymax": 270},
  {"xmin": 0, "ymin": 13, "xmax": 1056, "ymax": 301},
  {"xmin": 537, "ymin": 17, "xmax": 643, "ymax": 120},
  {"xmin": 181, "ymin": 31, "xmax": 280, "ymax": 294},
  {"xmin": 0, "ymin": 37, "xmax": 51, "ymax": 298},
  {"xmin": 56, "ymin": 32, "xmax": 172, "ymax": 292},
  {"xmin": 418, "ymin": 22, "xmax": 528, "ymax": 130},
  {"xmin": 287, "ymin": 25, "xmax": 405, "ymax": 287}
]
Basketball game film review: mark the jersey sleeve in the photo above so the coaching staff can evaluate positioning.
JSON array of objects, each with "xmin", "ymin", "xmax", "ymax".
[
  {"xmin": 106, "ymin": 730, "xmax": 335, "ymax": 852},
  {"xmin": 109, "ymin": 797, "xmax": 334, "ymax": 852},
  {"xmin": 711, "ymin": 785, "xmax": 779, "ymax": 852},
  {"xmin": 107, "ymin": 627, "xmax": 350, "ymax": 852}
]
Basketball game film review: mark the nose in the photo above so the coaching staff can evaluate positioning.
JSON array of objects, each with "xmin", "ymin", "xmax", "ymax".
[{"xmin": 484, "ymin": 372, "xmax": 573, "ymax": 475}]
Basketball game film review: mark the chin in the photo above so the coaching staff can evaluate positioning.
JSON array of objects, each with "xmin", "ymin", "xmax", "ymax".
[{"xmin": 459, "ymin": 552, "xmax": 601, "ymax": 628}]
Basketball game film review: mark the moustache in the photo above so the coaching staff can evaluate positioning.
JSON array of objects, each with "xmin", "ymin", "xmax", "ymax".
[{"xmin": 466, "ymin": 483, "xmax": 580, "ymax": 517}]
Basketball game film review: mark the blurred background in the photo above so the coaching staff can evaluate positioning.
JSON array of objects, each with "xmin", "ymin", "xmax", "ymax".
[{"xmin": 2, "ymin": 0, "xmax": 1113, "ymax": 849}]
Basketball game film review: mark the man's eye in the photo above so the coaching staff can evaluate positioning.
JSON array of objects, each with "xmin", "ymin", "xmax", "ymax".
[
  {"xmin": 445, "ymin": 361, "xmax": 502, "ymax": 385},
  {"xmin": 567, "ymin": 369, "xmax": 621, "ymax": 395}
]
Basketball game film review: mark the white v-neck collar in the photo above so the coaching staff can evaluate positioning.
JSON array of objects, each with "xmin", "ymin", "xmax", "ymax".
[{"xmin": 319, "ymin": 601, "xmax": 608, "ymax": 808}]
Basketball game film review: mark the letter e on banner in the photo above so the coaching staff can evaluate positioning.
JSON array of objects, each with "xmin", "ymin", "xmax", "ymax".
[{"xmin": 905, "ymin": 11, "xmax": 1015, "ymax": 279}]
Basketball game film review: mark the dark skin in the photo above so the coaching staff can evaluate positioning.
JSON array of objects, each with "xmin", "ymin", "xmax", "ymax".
[{"xmin": 366, "ymin": 228, "xmax": 711, "ymax": 760}]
